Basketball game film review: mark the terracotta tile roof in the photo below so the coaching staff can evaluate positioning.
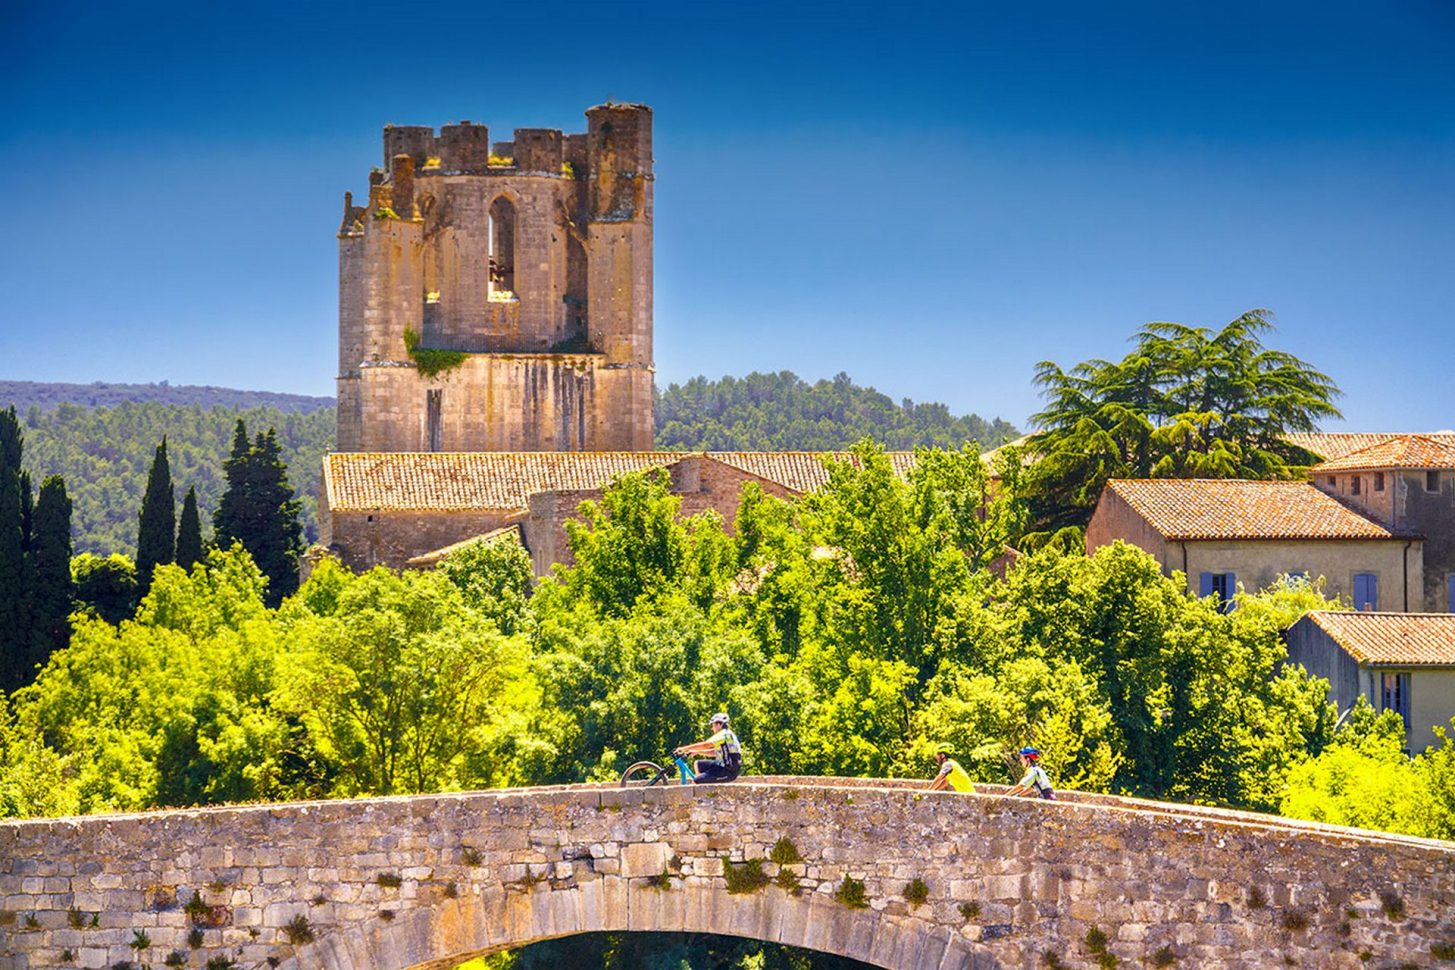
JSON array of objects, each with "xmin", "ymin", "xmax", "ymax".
[
  {"xmin": 325, "ymin": 452, "xmax": 686, "ymax": 512},
  {"xmin": 1310, "ymin": 434, "xmax": 1455, "ymax": 473},
  {"xmin": 324, "ymin": 451, "xmax": 919, "ymax": 512},
  {"xmin": 1283, "ymin": 432, "xmax": 1455, "ymax": 463},
  {"xmin": 1104, "ymin": 479, "xmax": 1415, "ymax": 541},
  {"xmin": 709, "ymin": 451, "xmax": 918, "ymax": 493},
  {"xmin": 405, "ymin": 525, "xmax": 523, "ymax": 567},
  {"xmin": 1305, "ymin": 611, "xmax": 1455, "ymax": 666}
]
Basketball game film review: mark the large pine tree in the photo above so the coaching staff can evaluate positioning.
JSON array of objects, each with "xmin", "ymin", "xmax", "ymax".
[
  {"xmin": 0, "ymin": 407, "xmax": 29, "ymax": 693},
  {"xmin": 135, "ymin": 438, "xmax": 176, "ymax": 595},
  {"xmin": 176, "ymin": 485, "xmax": 204, "ymax": 571},
  {"xmin": 27, "ymin": 476, "xmax": 73, "ymax": 672},
  {"xmin": 213, "ymin": 421, "xmax": 303, "ymax": 607}
]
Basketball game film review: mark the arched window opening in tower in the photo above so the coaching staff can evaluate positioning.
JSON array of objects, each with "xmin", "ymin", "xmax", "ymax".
[{"xmin": 488, "ymin": 196, "xmax": 517, "ymax": 302}]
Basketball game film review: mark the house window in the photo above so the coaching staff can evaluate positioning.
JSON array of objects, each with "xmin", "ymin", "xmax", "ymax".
[
  {"xmin": 1199, "ymin": 571, "xmax": 1237, "ymax": 612},
  {"xmin": 1326, "ymin": 476, "xmax": 1337, "ymax": 487},
  {"xmin": 1380, "ymin": 672, "xmax": 1411, "ymax": 737},
  {"xmin": 1350, "ymin": 476, "xmax": 1361, "ymax": 496},
  {"xmin": 1427, "ymin": 470, "xmax": 1441, "ymax": 492},
  {"xmin": 426, "ymin": 389, "xmax": 443, "ymax": 452},
  {"xmin": 1353, "ymin": 572, "xmax": 1379, "ymax": 612},
  {"xmin": 1373, "ymin": 472, "xmax": 1384, "ymax": 492}
]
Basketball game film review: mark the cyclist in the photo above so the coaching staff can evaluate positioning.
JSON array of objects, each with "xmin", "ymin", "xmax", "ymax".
[
  {"xmin": 927, "ymin": 743, "xmax": 976, "ymax": 793},
  {"xmin": 673, "ymin": 712, "xmax": 742, "ymax": 784},
  {"xmin": 1006, "ymin": 746, "xmax": 1055, "ymax": 799}
]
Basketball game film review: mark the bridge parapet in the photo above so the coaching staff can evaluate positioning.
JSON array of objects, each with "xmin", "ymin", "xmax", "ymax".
[{"xmin": 2, "ymin": 779, "xmax": 1452, "ymax": 969}]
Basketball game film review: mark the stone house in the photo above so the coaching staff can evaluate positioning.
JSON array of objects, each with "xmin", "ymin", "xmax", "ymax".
[
  {"xmin": 1085, "ymin": 478, "xmax": 1424, "ymax": 611},
  {"xmin": 1308, "ymin": 434, "xmax": 1455, "ymax": 613},
  {"xmin": 319, "ymin": 450, "xmax": 918, "ymax": 576},
  {"xmin": 1286, "ymin": 611, "xmax": 1455, "ymax": 752}
]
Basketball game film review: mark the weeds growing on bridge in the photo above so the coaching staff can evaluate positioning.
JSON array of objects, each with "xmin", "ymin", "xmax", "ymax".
[
  {"xmin": 1151, "ymin": 944, "xmax": 1177, "ymax": 966},
  {"xmin": 461, "ymin": 846, "xmax": 483, "ymax": 866},
  {"xmin": 164, "ymin": 951, "xmax": 186, "ymax": 968},
  {"xmin": 834, "ymin": 875, "xmax": 868, "ymax": 909},
  {"xmin": 376, "ymin": 872, "xmax": 403, "ymax": 888},
  {"xmin": 1246, "ymin": 886, "xmax": 1267, "ymax": 909},
  {"xmin": 1379, "ymin": 890, "xmax": 1406, "ymax": 920},
  {"xmin": 130, "ymin": 929, "xmax": 151, "ymax": 951},
  {"xmin": 904, "ymin": 878, "xmax": 929, "ymax": 908},
  {"xmin": 1430, "ymin": 943, "xmax": 1455, "ymax": 960},
  {"xmin": 959, "ymin": 901, "xmax": 981, "ymax": 921},
  {"xmin": 1281, "ymin": 909, "xmax": 1310, "ymax": 932},
  {"xmin": 284, "ymin": 913, "xmax": 315, "ymax": 945},
  {"xmin": 723, "ymin": 859, "xmax": 770, "ymax": 894},
  {"xmin": 768, "ymin": 837, "xmax": 801, "ymax": 864},
  {"xmin": 1084, "ymin": 926, "xmax": 1118, "ymax": 969},
  {"xmin": 187, "ymin": 928, "xmax": 205, "ymax": 948}
]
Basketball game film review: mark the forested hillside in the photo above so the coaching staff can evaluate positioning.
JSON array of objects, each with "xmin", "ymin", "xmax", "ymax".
[
  {"xmin": 17, "ymin": 404, "xmax": 333, "ymax": 555},
  {"xmin": 0, "ymin": 380, "xmax": 333, "ymax": 413},
  {"xmin": 4, "ymin": 372, "xmax": 1015, "ymax": 556},
  {"xmin": 656, "ymin": 372, "xmax": 1018, "ymax": 451}
]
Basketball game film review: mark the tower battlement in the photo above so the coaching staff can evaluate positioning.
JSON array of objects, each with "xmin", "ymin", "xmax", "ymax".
[{"xmin": 336, "ymin": 104, "xmax": 654, "ymax": 454}]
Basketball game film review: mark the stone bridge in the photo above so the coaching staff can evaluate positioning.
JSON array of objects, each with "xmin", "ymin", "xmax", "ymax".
[{"xmin": 2, "ymin": 778, "xmax": 1452, "ymax": 970}]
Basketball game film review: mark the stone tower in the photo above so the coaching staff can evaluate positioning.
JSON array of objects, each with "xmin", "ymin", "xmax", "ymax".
[{"xmin": 335, "ymin": 104, "xmax": 654, "ymax": 452}]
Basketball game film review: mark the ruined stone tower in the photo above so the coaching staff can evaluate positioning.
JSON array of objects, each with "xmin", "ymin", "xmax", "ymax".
[{"xmin": 335, "ymin": 104, "xmax": 653, "ymax": 452}]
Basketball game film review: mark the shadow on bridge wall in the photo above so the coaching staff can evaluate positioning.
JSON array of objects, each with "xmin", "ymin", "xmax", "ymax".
[{"xmin": 343, "ymin": 877, "xmax": 988, "ymax": 970}]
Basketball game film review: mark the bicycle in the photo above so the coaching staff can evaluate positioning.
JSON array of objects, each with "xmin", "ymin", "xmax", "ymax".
[{"xmin": 619, "ymin": 752, "xmax": 696, "ymax": 787}]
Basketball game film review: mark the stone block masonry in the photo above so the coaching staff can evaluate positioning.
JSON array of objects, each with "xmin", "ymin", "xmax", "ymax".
[{"xmin": 2, "ymin": 779, "xmax": 1452, "ymax": 969}]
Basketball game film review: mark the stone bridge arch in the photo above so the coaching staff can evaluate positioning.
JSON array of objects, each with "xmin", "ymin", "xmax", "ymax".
[{"xmin": 2, "ymin": 779, "xmax": 1452, "ymax": 970}]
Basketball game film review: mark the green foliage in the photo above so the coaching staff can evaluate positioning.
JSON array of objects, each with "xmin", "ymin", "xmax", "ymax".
[
  {"xmin": 833, "ymin": 875, "xmax": 868, "ymax": 908},
  {"xmin": 176, "ymin": 486, "xmax": 204, "ymax": 571},
  {"xmin": 0, "ymin": 406, "xmax": 30, "ymax": 693},
  {"xmin": 1281, "ymin": 701, "xmax": 1455, "ymax": 840},
  {"xmin": 28, "ymin": 476, "xmax": 73, "ymax": 672},
  {"xmin": 403, "ymin": 327, "xmax": 470, "ymax": 377},
  {"xmin": 136, "ymin": 438, "xmax": 176, "ymax": 595},
  {"xmin": 656, "ymin": 370, "xmax": 1017, "ymax": 451},
  {"xmin": 18, "ymin": 401, "xmax": 330, "ymax": 556},
  {"xmin": 904, "ymin": 877, "xmax": 929, "ymax": 907},
  {"xmin": 278, "ymin": 560, "xmax": 540, "ymax": 795},
  {"xmin": 1023, "ymin": 310, "xmax": 1341, "ymax": 535},
  {"xmin": 722, "ymin": 859, "xmax": 769, "ymax": 894},
  {"xmin": 436, "ymin": 537, "xmax": 534, "ymax": 635},
  {"xmin": 213, "ymin": 421, "xmax": 304, "ymax": 607},
  {"xmin": 768, "ymin": 837, "xmax": 801, "ymax": 864}
]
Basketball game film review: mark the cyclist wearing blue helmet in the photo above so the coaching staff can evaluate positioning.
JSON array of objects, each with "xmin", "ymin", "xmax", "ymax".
[{"xmin": 1006, "ymin": 747, "xmax": 1054, "ymax": 799}]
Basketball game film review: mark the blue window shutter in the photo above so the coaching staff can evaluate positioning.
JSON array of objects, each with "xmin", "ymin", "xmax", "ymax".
[
  {"xmin": 1225, "ymin": 572, "xmax": 1237, "ymax": 611},
  {"xmin": 1449, "ymin": 575, "xmax": 1455, "ymax": 613},
  {"xmin": 1199, "ymin": 572, "xmax": 1214, "ymax": 597},
  {"xmin": 1354, "ymin": 573, "xmax": 1378, "ymax": 611}
]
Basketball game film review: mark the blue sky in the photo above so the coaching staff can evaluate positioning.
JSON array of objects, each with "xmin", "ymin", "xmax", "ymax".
[{"xmin": 2, "ymin": 0, "xmax": 1452, "ymax": 432}]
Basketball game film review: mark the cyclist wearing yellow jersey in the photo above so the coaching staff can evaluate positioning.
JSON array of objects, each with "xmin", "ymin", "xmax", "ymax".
[
  {"xmin": 928, "ymin": 743, "xmax": 976, "ymax": 793},
  {"xmin": 674, "ymin": 712, "xmax": 743, "ymax": 784}
]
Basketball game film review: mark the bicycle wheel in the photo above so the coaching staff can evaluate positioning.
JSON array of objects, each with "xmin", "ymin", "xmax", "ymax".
[{"xmin": 620, "ymin": 761, "xmax": 668, "ymax": 787}]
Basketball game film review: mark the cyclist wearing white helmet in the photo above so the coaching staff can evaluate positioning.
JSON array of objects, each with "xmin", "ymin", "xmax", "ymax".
[{"xmin": 673, "ymin": 712, "xmax": 743, "ymax": 784}]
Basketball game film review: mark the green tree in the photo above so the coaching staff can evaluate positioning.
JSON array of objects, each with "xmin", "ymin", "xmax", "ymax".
[
  {"xmin": 213, "ymin": 422, "xmax": 304, "ymax": 607},
  {"xmin": 436, "ymin": 537, "xmax": 534, "ymax": 635},
  {"xmin": 278, "ymin": 561, "xmax": 537, "ymax": 795},
  {"xmin": 26, "ymin": 476, "xmax": 72, "ymax": 673},
  {"xmin": 0, "ymin": 407, "xmax": 29, "ymax": 693},
  {"xmin": 1024, "ymin": 310, "xmax": 1342, "ymax": 535},
  {"xmin": 175, "ymin": 485, "xmax": 204, "ymax": 571},
  {"xmin": 71, "ymin": 553, "xmax": 138, "ymax": 624},
  {"xmin": 135, "ymin": 439, "xmax": 175, "ymax": 594}
]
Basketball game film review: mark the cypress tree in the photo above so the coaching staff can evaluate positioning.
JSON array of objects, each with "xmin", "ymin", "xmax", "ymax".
[
  {"xmin": 248, "ymin": 429, "xmax": 303, "ymax": 606},
  {"xmin": 18, "ymin": 469, "xmax": 32, "ymax": 553},
  {"xmin": 136, "ymin": 438, "xmax": 176, "ymax": 595},
  {"xmin": 176, "ymin": 486, "xmax": 204, "ymax": 571},
  {"xmin": 27, "ymin": 476, "xmax": 72, "ymax": 673},
  {"xmin": 213, "ymin": 420, "xmax": 253, "ymax": 550},
  {"xmin": 0, "ymin": 407, "xmax": 28, "ymax": 693}
]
